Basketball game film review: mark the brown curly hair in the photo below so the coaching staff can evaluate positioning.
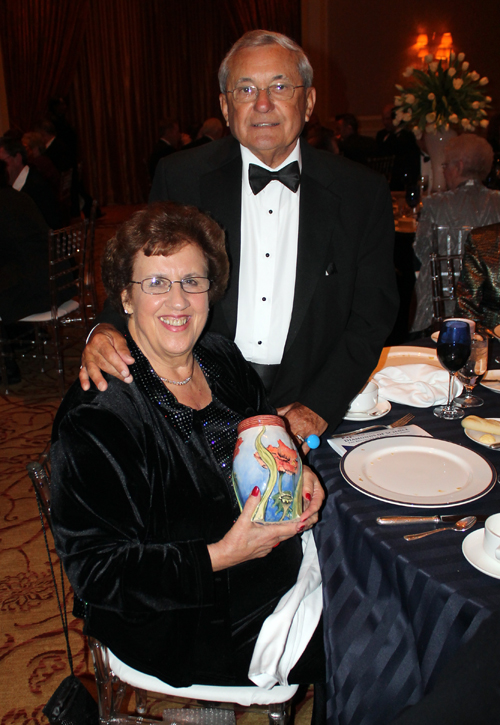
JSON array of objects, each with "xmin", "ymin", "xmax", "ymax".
[{"xmin": 102, "ymin": 202, "xmax": 229, "ymax": 314}]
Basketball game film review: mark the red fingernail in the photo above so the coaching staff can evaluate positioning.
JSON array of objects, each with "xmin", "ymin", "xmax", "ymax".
[
  {"xmin": 273, "ymin": 543, "xmax": 280, "ymax": 548},
  {"xmin": 304, "ymin": 492, "xmax": 312, "ymax": 501},
  {"xmin": 297, "ymin": 525, "xmax": 305, "ymax": 532},
  {"xmin": 251, "ymin": 486, "xmax": 260, "ymax": 497}
]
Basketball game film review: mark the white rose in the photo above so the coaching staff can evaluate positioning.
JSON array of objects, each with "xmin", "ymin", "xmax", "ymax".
[
  {"xmin": 480, "ymin": 119, "xmax": 490, "ymax": 128},
  {"xmin": 428, "ymin": 92, "xmax": 436, "ymax": 100},
  {"xmin": 457, "ymin": 52, "xmax": 465, "ymax": 62},
  {"xmin": 486, "ymin": 96, "xmax": 492, "ymax": 102},
  {"xmin": 402, "ymin": 112, "xmax": 412, "ymax": 122},
  {"xmin": 395, "ymin": 109, "xmax": 404, "ymax": 121},
  {"xmin": 395, "ymin": 84, "xmax": 404, "ymax": 91},
  {"xmin": 394, "ymin": 96, "xmax": 403, "ymax": 106},
  {"xmin": 405, "ymin": 93, "xmax": 415, "ymax": 104},
  {"xmin": 426, "ymin": 112, "xmax": 436, "ymax": 123},
  {"xmin": 462, "ymin": 61, "xmax": 469, "ymax": 71},
  {"xmin": 470, "ymin": 71, "xmax": 480, "ymax": 81},
  {"xmin": 479, "ymin": 77, "xmax": 489, "ymax": 86},
  {"xmin": 449, "ymin": 114, "xmax": 459, "ymax": 124},
  {"xmin": 461, "ymin": 118, "xmax": 470, "ymax": 128},
  {"xmin": 424, "ymin": 54, "xmax": 433, "ymax": 63},
  {"xmin": 392, "ymin": 118, "xmax": 400, "ymax": 126},
  {"xmin": 472, "ymin": 101, "xmax": 480, "ymax": 109},
  {"xmin": 425, "ymin": 123, "xmax": 437, "ymax": 134},
  {"xmin": 403, "ymin": 66, "xmax": 414, "ymax": 78},
  {"xmin": 450, "ymin": 51, "xmax": 456, "ymax": 61},
  {"xmin": 447, "ymin": 67, "xmax": 456, "ymax": 77},
  {"xmin": 413, "ymin": 127, "xmax": 423, "ymax": 140},
  {"xmin": 429, "ymin": 61, "xmax": 438, "ymax": 73},
  {"xmin": 453, "ymin": 78, "xmax": 464, "ymax": 90}
]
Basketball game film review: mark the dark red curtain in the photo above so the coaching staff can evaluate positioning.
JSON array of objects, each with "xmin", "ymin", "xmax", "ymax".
[
  {"xmin": 0, "ymin": 0, "xmax": 300, "ymax": 204},
  {"xmin": 0, "ymin": 0, "xmax": 90, "ymax": 133}
]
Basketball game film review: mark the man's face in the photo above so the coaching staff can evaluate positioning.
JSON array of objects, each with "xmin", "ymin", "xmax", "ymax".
[
  {"xmin": 443, "ymin": 156, "xmax": 463, "ymax": 191},
  {"xmin": 0, "ymin": 148, "xmax": 23, "ymax": 185},
  {"xmin": 219, "ymin": 44, "xmax": 316, "ymax": 169}
]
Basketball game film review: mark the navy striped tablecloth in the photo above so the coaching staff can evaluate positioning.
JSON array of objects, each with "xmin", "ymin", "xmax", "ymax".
[{"xmin": 311, "ymin": 380, "xmax": 500, "ymax": 725}]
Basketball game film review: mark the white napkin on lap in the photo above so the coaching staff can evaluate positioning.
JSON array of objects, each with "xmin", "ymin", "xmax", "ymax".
[
  {"xmin": 248, "ymin": 530, "xmax": 322, "ymax": 688},
  {"xmin": 373, "ymin": 364, "xmax": 463, "ymax": 407}
]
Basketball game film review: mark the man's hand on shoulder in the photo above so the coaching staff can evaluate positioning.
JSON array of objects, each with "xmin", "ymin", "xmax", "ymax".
[
  {"xmin": 79, "ymin": 324, "xmax": 135, "ymax": 392},
  {"xmin": 277, "ymin": 402, "xmax": 328, "ymax": 454}
]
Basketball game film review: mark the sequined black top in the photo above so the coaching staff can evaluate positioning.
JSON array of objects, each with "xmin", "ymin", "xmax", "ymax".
[{"xmin": 51, "ymin": 332, "xmax": 303, "ymax": 687}]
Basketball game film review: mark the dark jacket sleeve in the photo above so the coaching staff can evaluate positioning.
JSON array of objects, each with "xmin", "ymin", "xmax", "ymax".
[{"xmin": 51, "ymin": 388, "xmax": 215, "ymax": 614}]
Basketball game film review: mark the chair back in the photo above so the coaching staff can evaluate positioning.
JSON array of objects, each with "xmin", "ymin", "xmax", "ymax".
[
  {"xmin": 430, "ymin": 224, "xmax": 472, "ymax": 327},
  {"xmin": 83, "ymin": 200, "xmax": 99, "ymax": 328},
  {"xmin": 366, "ymin": 155, "xmax": 395, "ymax": 183}
]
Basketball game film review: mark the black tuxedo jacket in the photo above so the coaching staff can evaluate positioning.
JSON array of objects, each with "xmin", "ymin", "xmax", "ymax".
[
  {"xmin": 148, "ymin": 136, "xmax": 397, "ymax": 432},
  {"xmin": 23, "ymin": 166, "xmax": 62, "ymax": 229}
]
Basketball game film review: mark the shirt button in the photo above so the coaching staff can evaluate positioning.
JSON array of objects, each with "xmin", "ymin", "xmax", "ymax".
[
  {"xmin": 258, "ymin": 341, "xmax": 262, "ymax": 345},
  {"xmin": 269, "ymin": 209, "xmax": 273, "ymax": 214},
  {"xmin": 265, "ymin": 253, "xmax": 270, "ymax": 257},
  {"xmin": 262, "ymin": 297, "xmax": 266, "ymax": 301}
]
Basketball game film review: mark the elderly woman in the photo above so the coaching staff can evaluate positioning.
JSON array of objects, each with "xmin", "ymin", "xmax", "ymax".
[{"xmin": 51, "ymin": 202, "xmax": 324, "ymax": 692}]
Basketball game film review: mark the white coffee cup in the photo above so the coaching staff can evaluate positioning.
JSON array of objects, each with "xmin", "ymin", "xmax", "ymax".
[
  {"xmin": 347, "ymin": 381, "xmax": 379, "ymax": 413},
  {"xmin": 483, "ymin": 513, "xmax": 500, "ymax": 562}
]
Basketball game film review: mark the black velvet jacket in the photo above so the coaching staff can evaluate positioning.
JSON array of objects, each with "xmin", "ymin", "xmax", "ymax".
[{"xmin": 51, "ymin": 333, "xmax": 303, "ymax": 686}]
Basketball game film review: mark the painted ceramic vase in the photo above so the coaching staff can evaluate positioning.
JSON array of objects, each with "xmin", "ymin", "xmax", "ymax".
[{"xmin": 232, "ymin": 415, "xmax": 303, "ymax": 523}]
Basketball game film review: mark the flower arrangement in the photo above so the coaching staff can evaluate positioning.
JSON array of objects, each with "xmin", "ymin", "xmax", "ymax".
[{"xmin": 394, "ymin": 52, "xmax": 491, "ymax": 138}]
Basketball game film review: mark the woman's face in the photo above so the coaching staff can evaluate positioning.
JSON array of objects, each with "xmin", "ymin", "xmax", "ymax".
[{"xmin": 122, "ymin": 243, "xmax": 210, "ymax": 370}]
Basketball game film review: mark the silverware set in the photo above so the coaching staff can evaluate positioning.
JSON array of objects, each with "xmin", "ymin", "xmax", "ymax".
[
  {"xmin": 377, "ymin": 513, "xmax": 482, "ymax": 540},
  {"xmin": 329, "ymin": 413, "xmax": 414, "ymax": 439}
]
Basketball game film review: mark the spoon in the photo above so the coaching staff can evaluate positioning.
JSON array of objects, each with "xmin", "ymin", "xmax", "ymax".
[{"xmin": 404, "ymin": 516, "xmax": 477, "ymax": 541}]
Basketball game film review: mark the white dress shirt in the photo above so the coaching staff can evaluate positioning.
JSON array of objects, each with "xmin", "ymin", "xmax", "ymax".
[
  {"xmin": 235, "ymin": 141, "xmax": 301, "ymax": 365},
  {"xmin": 12, "ymin": 165, "xmax": 29, "ymax": 191}
]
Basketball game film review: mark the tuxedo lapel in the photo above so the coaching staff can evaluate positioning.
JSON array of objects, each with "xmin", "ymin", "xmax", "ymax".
[
  {"xmin": 284, "ymin": 147, "xmax": 341, "ymax": 354},
  {"xmin": 200, "ymin": 142, "xmax": 242, "ymax": 338}
]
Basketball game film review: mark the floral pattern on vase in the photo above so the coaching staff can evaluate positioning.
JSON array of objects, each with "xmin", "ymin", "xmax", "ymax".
[{"xmin": 232, "ymin": 415, "xmax": 303, "ymax": 523}]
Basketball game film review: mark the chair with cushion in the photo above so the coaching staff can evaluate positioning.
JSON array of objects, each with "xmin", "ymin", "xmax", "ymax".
[{"xmin": 27, "ymin": 453, "xmax": 299, "ymax": 725}]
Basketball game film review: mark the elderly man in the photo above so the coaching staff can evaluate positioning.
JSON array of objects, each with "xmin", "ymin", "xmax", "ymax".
[
  {"xmin": 80, "ymin": 30, "xmax": 397, "ymax": 444},
  {"xmin": 411, "ymin": 134, "xmax": 500, "ymax": 333}
]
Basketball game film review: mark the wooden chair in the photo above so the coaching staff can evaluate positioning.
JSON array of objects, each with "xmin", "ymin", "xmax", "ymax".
[{"xmin": 27, "ymin": 453, "xmax": 298, "ymax": 725}]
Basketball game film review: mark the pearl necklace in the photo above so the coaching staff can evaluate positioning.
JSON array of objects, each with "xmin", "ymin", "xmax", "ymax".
[{"xmin": 157, "ymin": 358, "xmax": 195, "ymax": 386}]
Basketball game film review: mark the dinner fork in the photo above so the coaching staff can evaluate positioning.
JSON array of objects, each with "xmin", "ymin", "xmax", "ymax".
[{"xmin": 329, "ymin": 413, "xmax": 415, "ymax": 439}]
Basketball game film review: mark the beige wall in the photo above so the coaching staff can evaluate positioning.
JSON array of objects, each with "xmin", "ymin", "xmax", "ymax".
[{"xmin": 302, "ymin": 0, "xmax": 500, "ymax": 136}]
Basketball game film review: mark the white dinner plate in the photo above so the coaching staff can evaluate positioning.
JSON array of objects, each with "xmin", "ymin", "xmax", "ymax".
[
  {"xmin": 463, "ymin": 528, "xmax": 500, "ymax": 579},
  {"xmin": 480, "ymin": 370, "xmax": 500, "ymax": 394},
  {"xmin": 343, "ymin": 399, "xmax": 391, "ymax": 421},
  {"xmin": 371, "ymin": 346, "xmax": 441, "ymax": 377},
  {"xmin": 340, "ymin": 435, "xmax": 496, "ymax": 508},
  {"xmin": 464, "ymin": 417, "xmax": 500, "ymax": 450}
]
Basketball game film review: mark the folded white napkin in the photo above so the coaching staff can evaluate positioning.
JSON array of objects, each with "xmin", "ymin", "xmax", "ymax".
[
  {"xmin": 248, "ymin": 530, "xmax": 322, "ymax": 688},
  {"xmin": 373, "ymin": 363, "xmax": 463, "ymax": 407}
]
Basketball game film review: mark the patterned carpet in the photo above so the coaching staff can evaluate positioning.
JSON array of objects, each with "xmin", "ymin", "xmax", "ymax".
[{"xmin": 0, "ymin": 205, "xmax": 314, "ymax": 724}]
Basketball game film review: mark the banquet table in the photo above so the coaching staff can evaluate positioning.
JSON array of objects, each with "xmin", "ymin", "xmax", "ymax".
[{"xmin": 310, "ymin": 342, "xmax": 500, "ymax": 725}]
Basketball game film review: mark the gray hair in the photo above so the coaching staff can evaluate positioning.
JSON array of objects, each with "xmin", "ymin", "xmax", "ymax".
[
  {"xmin": 445, "ymin": 134, "xmax": 494, "ymax": 181},
  {"xmin": 218, "ymin": 30, "xmax": 313, "ymax": 93}
]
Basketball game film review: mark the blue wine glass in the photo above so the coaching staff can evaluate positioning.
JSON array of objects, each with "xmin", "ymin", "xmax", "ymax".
[{"xmin": 434, "ymin": 320, "xmax": 471, "ymax": 419}]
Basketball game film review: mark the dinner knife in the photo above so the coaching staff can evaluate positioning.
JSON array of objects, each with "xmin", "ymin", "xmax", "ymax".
[{"xmin": 377, "ymin": 514, "xmax": 488, "ymax": 525}]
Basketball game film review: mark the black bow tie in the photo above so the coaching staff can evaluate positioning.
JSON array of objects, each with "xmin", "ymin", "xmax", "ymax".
[{"xmin": 248, "ymin": 161, "xmax": 301, "ymax": 195}]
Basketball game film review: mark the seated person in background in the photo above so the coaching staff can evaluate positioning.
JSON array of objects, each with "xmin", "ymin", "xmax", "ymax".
[
  {"xmin": 50, "ymin": 202, "xmax": 325, "ymax": 696},
  {"xmin": 181, "ymin": 117, "xmax": 224, "ymax": 150},
  {"xmin": 148, "ymin": 118, "xmax": 181, "ymax": 180},
  {"xmin": 22, "ymin": 131, "xmax": 61, "ymax": 194},
  {"xmin": 411, "ymin": 134, "xmax": 500, "ymax": 334},
  {"xmin": 457, "ymin": 221, "xmax": 500, "ymax": 328},
  {"xmin": 376, "ymin": 104, "xmax": 421, "ymax": 191},
  {"xmin": 0, "ymin": 137, "xmax": 63, "ymax": 229},
  {"xmin": 303, "ymin": 112, "xmax": 338, "ymax": 154},
  {"xmin": 335, "ymin": 113, "xmax": 376, "ymax": 165}
]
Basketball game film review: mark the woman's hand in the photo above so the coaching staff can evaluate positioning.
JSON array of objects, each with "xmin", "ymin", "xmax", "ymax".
[
  {"xmin": 299, "ymin": 465, "xmax": 325, "ymax": 530},
  {"xmin": 208, "ymin": 488, "xmax": 302, "ymax": 572},
  {"xmin": 79, "ymin": 324, "xmax": 135, "ymax": 391}
]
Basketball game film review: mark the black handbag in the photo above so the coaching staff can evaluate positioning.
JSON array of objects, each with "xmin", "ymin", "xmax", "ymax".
[{"xmin": 34, "ymin": 478, "xmax": 99, "ymax": 725}]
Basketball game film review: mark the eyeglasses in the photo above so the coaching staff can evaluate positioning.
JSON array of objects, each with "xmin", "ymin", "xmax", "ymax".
[
  {"xmin": 131, "ymin": 276, "xmax": 211, "ymax": 295},
  {"xmin": 226, "ymin": 83, "xmax": 305, "ymax": 103}
]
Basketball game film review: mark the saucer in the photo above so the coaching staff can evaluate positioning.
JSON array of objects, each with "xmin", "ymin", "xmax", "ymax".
[
  {"xmin": 343, "ymin": 399, "xmax": 391, "ymax": 421},
  {"xmin": 462, "ymin": 528, "xmax": 500, "ymax": 579}
]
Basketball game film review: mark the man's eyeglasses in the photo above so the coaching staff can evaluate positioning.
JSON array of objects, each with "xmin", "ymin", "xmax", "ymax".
[
  {"xmin": 131, "ymin": 276, "xmax": 211, "ymax": 295},
  {"xmin": 226, "ymin": 83, "xmax": 305, "ymax": 103}
]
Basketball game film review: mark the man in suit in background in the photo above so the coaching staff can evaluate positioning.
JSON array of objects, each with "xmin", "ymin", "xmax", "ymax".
[
  {"xmin": 148, "ymin": 118, "xmax": 181, "ymax": 180},
  {"xmin": 181, "ymin": 117, "xmax": 224, "ymax": 150},
  {"xmin": 0, "ymin": 137, "xmax": 63, "ymax": 229},
  {"xmin": 80, "ymin": 30, "xmax": 398, "ymax": 445}
]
